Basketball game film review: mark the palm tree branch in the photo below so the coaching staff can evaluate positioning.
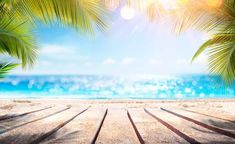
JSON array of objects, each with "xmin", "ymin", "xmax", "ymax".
[{"xmin": 0, "ymin": 62, "xmax": 18, "ymax": 78}]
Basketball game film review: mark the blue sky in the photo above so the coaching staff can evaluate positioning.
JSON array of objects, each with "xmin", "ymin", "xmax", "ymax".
[{"xmin": 14, "ymin": 8, "xmax": 208, "ymax": 75}]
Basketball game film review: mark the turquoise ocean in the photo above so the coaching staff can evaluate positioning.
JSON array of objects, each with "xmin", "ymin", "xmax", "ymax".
[{"xmin": 0, "ymin": 75, "xmax": 234, "ymax": 99}]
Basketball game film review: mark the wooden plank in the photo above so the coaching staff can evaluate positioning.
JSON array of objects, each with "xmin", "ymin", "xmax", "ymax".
[
  {"xmin": 0, "ymin": 106, "xmax": 80, "ymax": 144},
  {"xmin": 127, "ymin": 109, "xmax": 145, "ymax": 144},
  {"xmin": 129, "ymin": 108, "xmax": 188, "ymax": 144},
  {"xmin": 161, "ymin": 107, "xmax": 235, "ymax": 139},
  {"xmin": 40, "ymin": 107, "xmax": 106, "ymax": 144},
  {"xmin": 0, "ymin": 106, "xmax": 52, "ymax": 121},
  {"xmin": 91, "ymin": 108, "xmax": 108, "ymax": 144},
  {"xmin": 0, "ymin": 103, "xmax": 49, "ymax": 116},
  {"xmin": 144, "ymin": 108, "xmax": 200, "ymax": 144},
  {"xmin": 95, "ymin": 108, "xmax": 140, "ymax": 144},
  {"xmin": 146, "ymin": 108, "xmax": 235, "ymax": 143},
  {"xmin": 29, "ymin": 106, "xmax": 90, "ymax": 144},
  {"xmin": 180, "ymin": 108, "xmax": 235, "ymax": 124}
]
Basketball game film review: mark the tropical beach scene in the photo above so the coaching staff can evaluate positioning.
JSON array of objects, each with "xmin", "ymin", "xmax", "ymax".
[{"xmin": 0, "ymin": 0, "xmax": 235, "ymax": 143}]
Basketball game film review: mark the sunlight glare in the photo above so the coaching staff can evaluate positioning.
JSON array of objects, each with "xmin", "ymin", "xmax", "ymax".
[
  {"xmin": 177, "ymin": 0, "xmax": 188, "ymax": 4},
  {"xmin": 121, "ymin": 6, "xmax": 135, "ymax": 20},
  {"xmin": 202, "ymin": 33, "xmax": 212, "ymax": 41},
  {"xmin": 104, "ymin": 0, "xmax": 119, "ymax": 11},
  {"xmin": 158, "ymin": 0, "xmax": 178, "ymax": 10},
  {"xmin": 206, "ymin": 0, "xmax": 223, "ymax": 7},
  {"xmin": 157, "ymin": 0, "xmax": 189, "ymax": 10}
]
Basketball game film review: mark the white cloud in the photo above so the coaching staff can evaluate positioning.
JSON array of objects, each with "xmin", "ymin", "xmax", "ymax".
[
  {"xmin": 122, "ymin": 57, "xmax": 136, "ymax": 65},
  {"xmin": 39, "ymin": 44, "xmax": 91, "ymax": 63},
  {"xmin": 103, "ymin": 58, "xmax": 116, "ymax": 65},
  {"xmin": 40, "ymin": 44, "xmax": 75, "ymax": 56}
]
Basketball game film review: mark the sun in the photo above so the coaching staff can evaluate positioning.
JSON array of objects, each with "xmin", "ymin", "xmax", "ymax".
[{"xmin": 120, "ymin": 6, "xmax": 135, "ymax": 20}]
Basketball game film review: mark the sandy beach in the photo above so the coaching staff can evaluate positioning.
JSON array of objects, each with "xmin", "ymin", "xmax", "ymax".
[{"xmin": 0, "ymin": 99, "xmax": 235, "ymax": 144}]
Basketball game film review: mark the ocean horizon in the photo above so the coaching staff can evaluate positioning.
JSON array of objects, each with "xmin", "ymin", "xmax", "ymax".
[{"xmin": 0, "ymin": 74, "xmax": 234, "ymax": 100}]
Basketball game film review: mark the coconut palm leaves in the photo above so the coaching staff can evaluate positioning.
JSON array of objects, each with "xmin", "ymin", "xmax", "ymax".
[
  {"xmin": 177, "ymin": 0, "xmax": 235, "ymax": 84},
  {"xmin": 0, "ymin": 63, "xmax": 18, "ymax": 78},
  {"xmin": 0, "ymin": 0, "xmax": 108, "ymax": 78},
  {"xmin": 192, "ymin": 33, "xmax": 235, "ymax": 84},
  {"xmin": 11, "ymin": 0, "xmax": 108, "ymax": 33},
  {"xmin": 0, "ymin": 12, "xmax": 37, "ymax": 68},
  {"xmin": 142, "ymin": 0, "xmax": 235, "ymax": 83}
]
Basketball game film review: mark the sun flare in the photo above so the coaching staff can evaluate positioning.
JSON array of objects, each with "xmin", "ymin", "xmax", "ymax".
[
  {"xmin": 104, "ymin": 0, "xmax": 119, "ymax": 11},
  {"xmin": 121, "ymin": 6, "xmax": 135, "ymax": 20},
  {"xmin": 145, "ymin": 0, "xmax": 188, "ymax": 11},
  {"xmin": 206, "ymin": 0, "xmax": 223, "ymax": 7},
  {"xmin": 158, "ymin": 0, "xmax": 178, "ymax": 10}
]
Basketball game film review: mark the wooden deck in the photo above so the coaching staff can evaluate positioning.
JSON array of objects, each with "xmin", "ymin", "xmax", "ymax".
[{"xmin": 0, "ymin": 100, "xmax": 235, "ymax": 144}]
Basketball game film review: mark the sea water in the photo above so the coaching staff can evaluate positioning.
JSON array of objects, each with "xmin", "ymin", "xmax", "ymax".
[{"xmin": 0, "ymin": 75, "xmax": 234, "ymax": 99}]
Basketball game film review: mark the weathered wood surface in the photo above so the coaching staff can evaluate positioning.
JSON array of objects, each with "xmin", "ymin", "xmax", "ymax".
[{"xmin": 0, "ymin": 100, "xmax": 235, "ymax": 144}]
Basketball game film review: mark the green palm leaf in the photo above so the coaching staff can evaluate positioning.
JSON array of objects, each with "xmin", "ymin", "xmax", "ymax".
[
  {"xmin": 192, "ymin": 32, "xmax": 235, "ymax": 84},
  {"xmin": 11, "ymin": 0, "xmax": 108, "ymax": 33},
  {"xmin": 192, "ymin": 33, "xmax": 235, "ymax": 61},
  {"xmin": 0, "ymin": 0, "xmax": 109, "ymax": 77},
  {"xmin": 0, "ymin": 62, "xmax": 18, "ymax": 78},
  {"xmin": 0, "ymin": 3, "xmax": 37, "ymax": 68},
  {"xmin": 167, "ymin": 0, "xmax": 235, "ymax": 83}
]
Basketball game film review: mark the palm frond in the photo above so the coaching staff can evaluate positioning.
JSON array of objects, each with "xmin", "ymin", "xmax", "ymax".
[
  {"xmin": 0, "ymin": 9, "xmax": 37, "ymax": 68},
  {"xmin": 0, "ymin": 62, "xmax": 18, "ymax": 78},
  {"xmin": 0, "ymin": 0, "xmax": 109, "ymax": 70},
  {"xmin": 12, "ymin": 0, "xmax": 109, "ymax": 33},
  {"xmin": 207, "ymin": 42, "xmax": 235, "ymax": 84},
  {"xmin": 192, "ymin": 33, "xmax": 235, "ymax": 61},
  {"xmin": 192, "ymin": 32, "xmax": 235, "ymax": 84},
  {"xmin": 153, "ymin": 0, "xmax": 235, "ymax": 83}
]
